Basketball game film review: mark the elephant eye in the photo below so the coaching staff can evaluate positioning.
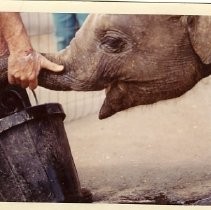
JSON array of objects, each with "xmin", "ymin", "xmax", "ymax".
[{"xmin": 100, "ymin": 36, "xmax": 127, "ymax": 53}]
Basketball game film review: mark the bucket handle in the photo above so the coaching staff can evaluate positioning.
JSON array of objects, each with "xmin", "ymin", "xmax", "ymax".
[
  {"xmin": 1, "ymin": 89, "xmax": 27, "ymax": 111},
  {"xmin": 31, "ymin": 90, "xmax": 39, "ymax": 105}
]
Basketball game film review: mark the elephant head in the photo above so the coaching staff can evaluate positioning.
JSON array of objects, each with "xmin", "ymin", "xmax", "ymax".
[{"xmin": 1, "ymin": 14, "xmax": 211, "ymax": 119}]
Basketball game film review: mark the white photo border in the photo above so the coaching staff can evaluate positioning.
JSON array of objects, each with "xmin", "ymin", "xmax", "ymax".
[{"xmin": 0, "ymin": 1, "xmax": 211, "ymax": 210}]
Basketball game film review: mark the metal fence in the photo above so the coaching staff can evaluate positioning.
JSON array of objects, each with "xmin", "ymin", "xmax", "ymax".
[{"xmin": 21, "ymin": 12, "xmax": 105, "ymax": 121}]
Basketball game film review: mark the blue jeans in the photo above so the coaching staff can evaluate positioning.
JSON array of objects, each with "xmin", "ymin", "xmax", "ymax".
[{"xmin": 53, "ymin": 13, "xmax": 88, "ymax": 50}]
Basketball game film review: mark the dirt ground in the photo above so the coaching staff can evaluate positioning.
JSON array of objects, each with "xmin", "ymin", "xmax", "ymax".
[{"xmin": 65, "ymin": 76, "xmax": 211, "ymax": 205}]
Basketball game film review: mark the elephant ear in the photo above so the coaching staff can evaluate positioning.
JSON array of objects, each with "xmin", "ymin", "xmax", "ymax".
[{"xmin": 187, "ymin": 16, "xmax": 211, "ymax": 64}]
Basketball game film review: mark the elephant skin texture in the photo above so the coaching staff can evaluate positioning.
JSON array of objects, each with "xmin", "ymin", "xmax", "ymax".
[{"xmin": 0, "ymin": 15, "xmax": 211, "ymax": 119}]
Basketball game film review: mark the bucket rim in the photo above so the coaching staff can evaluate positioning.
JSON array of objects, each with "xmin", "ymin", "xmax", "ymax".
[{"xmin": 0, "ymin": 103, "xmax": 66, "ymax": 134}]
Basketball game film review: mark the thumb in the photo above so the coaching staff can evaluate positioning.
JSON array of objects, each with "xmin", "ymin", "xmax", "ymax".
[{"xmin": 40, "ymin": 55, "xmax": 64, "ymax": 72}]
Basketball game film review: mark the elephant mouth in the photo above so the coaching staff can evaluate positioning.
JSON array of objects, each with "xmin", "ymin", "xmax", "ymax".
[{"xmin": 98, "ymin": 77, "xmax": 199, "ymax": 119}]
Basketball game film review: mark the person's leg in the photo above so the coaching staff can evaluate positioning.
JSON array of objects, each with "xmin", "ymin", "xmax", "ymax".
[
  {"xmin": 52, "ymin": 13, "xmax": 77, "ymax": 50},
  {"xmin": 76, "ymin": 13, "xmax": 88, "ymax": 27}
]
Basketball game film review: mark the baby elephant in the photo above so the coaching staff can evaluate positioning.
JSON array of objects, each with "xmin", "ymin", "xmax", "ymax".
[{"xmin": 1, "ymin": 15, "xmax": 211, "ymax": 119}]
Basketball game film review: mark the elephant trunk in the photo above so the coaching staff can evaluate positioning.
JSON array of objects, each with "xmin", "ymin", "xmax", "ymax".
[
  {"xmin": 0, "ymin": 56, "xmax": 10, "ymax": 88},
  {"xmin": 38, "ymin": 52, "xmax": 73, "ymax": 91},
  {"xmin": 0, "ymin": 53, "xmax": 73, "ymax": 91}
]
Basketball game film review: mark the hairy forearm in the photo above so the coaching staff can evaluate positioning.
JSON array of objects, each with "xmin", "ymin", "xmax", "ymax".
[{"xmin": 0, "ymin": 12, "xmax": 32, "ymax": 53}]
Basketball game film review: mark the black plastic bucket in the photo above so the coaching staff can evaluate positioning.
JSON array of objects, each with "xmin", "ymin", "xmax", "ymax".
[{"xmin": 0, "ymin": 103, "xmax": 91, "ymax": 202}]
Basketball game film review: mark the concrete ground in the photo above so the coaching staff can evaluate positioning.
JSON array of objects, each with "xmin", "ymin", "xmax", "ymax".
[
  {"xmin": 24, "ymin": 13, "xmax": 211, "ymax": 205},
  {"xmin": 67, "ymin": 76, "xmax": 211, "ymax": 204}
]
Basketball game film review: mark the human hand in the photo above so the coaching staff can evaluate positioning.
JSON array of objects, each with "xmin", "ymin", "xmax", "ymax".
[{"xmin": 8, "ymin": 50, "xmax": 64, "ymax": 90}]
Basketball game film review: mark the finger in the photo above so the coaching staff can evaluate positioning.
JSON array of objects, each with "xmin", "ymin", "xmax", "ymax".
[
  {"xmin": 20, "ymin": 80, "xmax": 29, "ymax": 89},
  {"xmin": 29, "ymin": 78, "xmax": 38, "ymax": 90},
  {"xmin": 34, "ymin": 57, "xmax": 41, "ymax": 77},
  {"xmin": 25, "ymin": 57, "xmax": 40, "ymax": 90},
  {"xmin": 8, "ymin": 67, "xmax": 20, "ymax": 85},
  {"xmin": 14, "ymin": 66, "xmax": 33, "ymax": 89},
  {"xmin": 8, "ymin": 74, "xmax": 16, "ymax": 85},
  {"xmin": 40, "ymin": 56, "xmax": 64, "ymax": 72},
  {"xmin": 28, "ymin": 70, "xmax": 36, "ymax": 82},
  {"xmin": 19, "ymin": 74, "xmax": 28, "ymax": 88},
  {"xmin": 13, "ymin": 74, "xmax": 21, "ymax": 86},
  {"xmin": 28, "ymin": 69, "xmax": 37, "ymax": 90}
]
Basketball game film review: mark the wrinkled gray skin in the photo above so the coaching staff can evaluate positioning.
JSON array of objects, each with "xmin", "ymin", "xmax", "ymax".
[{"xmin": 1, "ymin": 14, "xmax": 211, "ymax": 119}]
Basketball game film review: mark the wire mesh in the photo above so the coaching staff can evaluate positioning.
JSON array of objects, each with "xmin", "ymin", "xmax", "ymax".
[{"xmin": 21, "ymin": 12, "xmax": 105, "ymax": 122}]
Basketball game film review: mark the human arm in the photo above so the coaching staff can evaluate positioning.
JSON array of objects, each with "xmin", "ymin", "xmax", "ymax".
[{"xmin": 0, "ymin": 12, "xmax": 63, "ymax": 89}]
